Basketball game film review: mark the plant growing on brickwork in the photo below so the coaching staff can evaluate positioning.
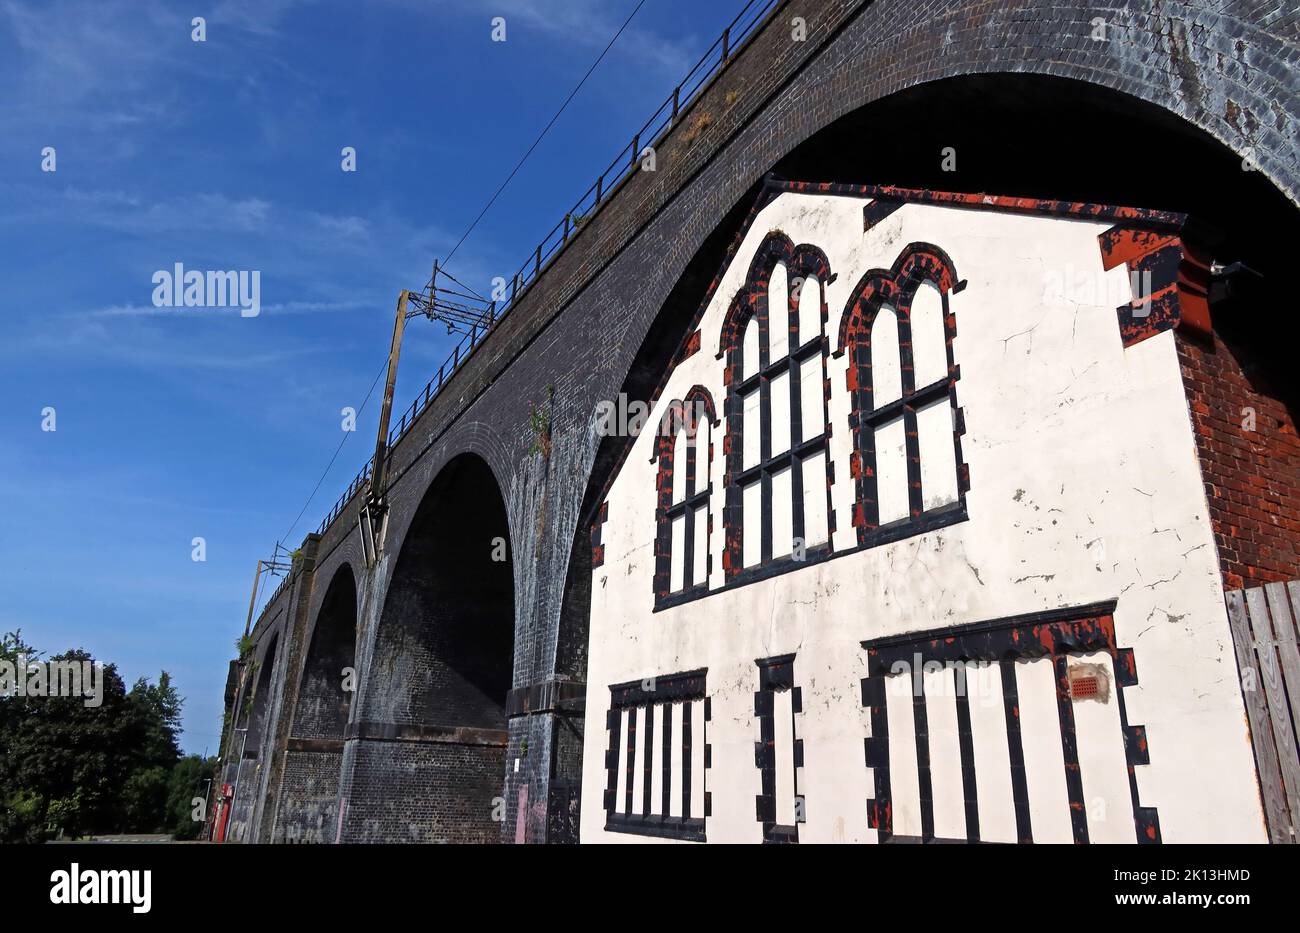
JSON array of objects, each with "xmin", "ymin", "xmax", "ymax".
[
  {"xmin": 528, "ymin": 385, "xmax": 555, "ymax": 458},
  {"xmin": 235, "ymin": 634, "xmax": 254, "ymax": 658},
  {"xmin": 239, "ymin": 669, "xmax": 258, "ymax": 722}
]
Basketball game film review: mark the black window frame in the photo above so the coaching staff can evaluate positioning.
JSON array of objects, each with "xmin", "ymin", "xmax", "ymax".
[
  {"xmin": 653, "ymin": 389, "xmax": 718, "ymax": 609},
  {"xmin": 722, "ymin": 236, "xmax": 836, "ymax": 588},
  {"xmin": 836, "ymin": 242, "xmax": 969, "ymax": 548}
]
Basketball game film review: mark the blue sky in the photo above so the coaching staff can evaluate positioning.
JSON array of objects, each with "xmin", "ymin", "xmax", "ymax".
[{"xmin": 0, "ymin": 0, "xmax": 738, "ymax": 754}]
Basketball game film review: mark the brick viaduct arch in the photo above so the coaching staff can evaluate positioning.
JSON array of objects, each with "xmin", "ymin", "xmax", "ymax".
[
  {"xmin": 228, "ymin": 630, "xmax": 280, "ymax": 843},
  {"xmin": 234, "ymin": 0, "xmax": 1299, "ymax": 844},
  {"xmin": 340, "ymin": 451, "xmax": 515, "ymax": 843},
  {"xmin": 272, "ymin": 563, "xmax": 358, "ymax": 843}
]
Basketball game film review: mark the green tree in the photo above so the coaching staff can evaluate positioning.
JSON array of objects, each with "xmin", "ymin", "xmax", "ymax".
[
  {"xmin": 129, "ymin": 672, "xmax": 183, "ymax": 767},
  {"xmin": 165, "ymin": 755, "xmax": 217, "ymax": 840},
  {"xmin": 0, "ymin": 631, "xmax": 190, "ymax": 842},
  {"xmin": 0, "ymin": 634, "xmax": 136, "ymax": 840}
]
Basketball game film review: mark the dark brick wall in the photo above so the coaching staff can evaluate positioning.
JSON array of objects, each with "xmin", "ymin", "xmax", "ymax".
[
  {"xmin": 221, "ymin": 0, "xmax": 1300, "ymax": 842},
  {"xmin": 273, "ymin": 749, "xmax": 342, "ymax": 844},
  {"xmin": 270, "ymin": 561, "xmax": 356, "ymax": 843},
  {"xmin": 225, "ymin": 757, "xmax": 261, "ymax": 843},
  {"xmin": 1178, "ymin": 330, "xmax": 1300, "ymax": 589},
  {"xmin": 338, "ymin": 738, "xmax": 505, "ymax": 843}
]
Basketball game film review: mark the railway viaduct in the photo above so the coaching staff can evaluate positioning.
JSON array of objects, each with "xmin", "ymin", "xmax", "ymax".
[{"xmin": 217, "ymin": 0, "xmax": 1300, "ymax": 843}]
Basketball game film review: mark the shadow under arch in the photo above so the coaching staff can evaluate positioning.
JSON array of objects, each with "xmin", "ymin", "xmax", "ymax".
[
  {"xmin": 228, "ymin": 632, "xmax": 278, "ymax": 843},
  {"xmin": 773, "ymin": 71, "xmax": 1297, "ymax": 412},
  {"xmin": 272, "ymin": 564, "xmax": 358, "ymax": 843},
  {"xmin": 342, "ymin": 451, "xmax": 515, "ymax": 843}
]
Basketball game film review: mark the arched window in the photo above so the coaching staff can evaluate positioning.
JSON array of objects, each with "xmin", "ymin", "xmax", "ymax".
[
  {"xmin": 836, "ymin": 242, "xmax": 968, "ymax": 545},
  {"xmin": 653, "ymin": 387, "xmax": 718, "ymax": 604},
  {"xmin": 718, "ymin": 234, "xmax": 835, "ymax": 581}
]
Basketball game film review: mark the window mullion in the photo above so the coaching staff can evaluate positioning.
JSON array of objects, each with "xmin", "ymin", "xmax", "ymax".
[
  {"xmin": 903, "ymin": 404, "xmax": 923, "ymax": 518},
  {"xmin": 684, "ymin": 432, "xmax": 697, "ymax": 588},
  {"xmin": 760, "ymin": 369, "xmax": 773, "ymax": 564},
  {"xmin": 788, "ymin": 355, "xmax": 806, "ymax": 545}
]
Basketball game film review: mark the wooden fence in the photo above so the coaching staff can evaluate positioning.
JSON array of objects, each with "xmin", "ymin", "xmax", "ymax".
[{"xmin": 1226, "ymin": 580, "xmax": 1300, "ymax": 843}]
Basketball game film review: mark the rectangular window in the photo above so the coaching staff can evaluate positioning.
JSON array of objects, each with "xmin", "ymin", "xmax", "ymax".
[
  {"xmin": 875, "ymin": 416, "xmax": 909, "ymax": 525},
  {"xmin": 916, "ymin": 398, "xmax": 959, "ymax": 510},
  {"xmin": 605, "ymin": 670, "xmax": 709, "ymax": 841},
  {"xmin": 692, "ymin": 504, "xmax": 708, "ymax": 585},
  {"xmin": 798, "ymin": 354, "xmax": 823, "ymax": 443},
  {"xmin": 754, "ymin": 655, "xmax": 803, "ymax": 843},
  {"xmin": 742, "ymin": 389, "xmax": 761, "ymax": 470},
  {"xmin": 769, "ymin": 370, "xmax": 791, "ymax": 456},
  {"xmin": 742, "ymin": 481, "xmax": 762, "ymax": 568},
  {"xmin": 801, "ymin": 450, "xmax": 828, "ymax": 546},
  {"xmin": 773, "ymin": 687, "xmax": 797, "ymax": 825},
  {"xmin": 861, "ymin": 603, "xmax": 1158, "ymax": 844},
  {"xmin": 771, "ymin": 465, "xmax": 793, "ymax": 559},
  {"xmin": 728, "ymin": 315, "xmax": 831, "ymax": 587},
  {"xmin": 669, "ymin": 514, "xmax": 686, "ymax": 592}
]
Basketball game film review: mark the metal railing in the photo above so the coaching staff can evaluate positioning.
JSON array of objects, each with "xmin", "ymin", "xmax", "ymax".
[
  {"xmin": 314, "ymin": 0, "xmax": 781, "ymax": 537},
  {"xmin": 260, "ymin": 568, "xmax": 293, "ymax": 618}
]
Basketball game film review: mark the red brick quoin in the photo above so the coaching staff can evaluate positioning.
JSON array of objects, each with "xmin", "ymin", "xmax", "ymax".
[{"xmin": 1178, "ymin": 333, "xmax": 1300, "ymax": 590}]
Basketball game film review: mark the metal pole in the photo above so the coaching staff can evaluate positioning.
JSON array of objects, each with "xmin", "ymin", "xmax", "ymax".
[
  {"xmin": 369, "ymin": 290, "xmax": 410, "ymax": 508},
  {"xmin": 242, "ymin": 560, "xmax": 264, "ymax": 639}
]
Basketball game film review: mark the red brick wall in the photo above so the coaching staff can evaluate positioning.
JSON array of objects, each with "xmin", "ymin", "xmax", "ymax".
[{"xmin": 1178, "ymin": 332, "xmax": 1300, "ymax": 590}]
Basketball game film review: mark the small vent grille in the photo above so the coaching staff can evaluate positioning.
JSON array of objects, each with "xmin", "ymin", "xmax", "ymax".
[{"xmin": 1069, "ymin": 672, "xmax": 1101, "ymax": 700}]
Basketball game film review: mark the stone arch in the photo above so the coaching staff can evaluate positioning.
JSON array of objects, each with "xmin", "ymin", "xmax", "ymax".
[
  {"xmin": 340, "ymin": 451, "xmax": 515, "ymax": 842},
  {"xmin": 296, "ymin": 564, "xmax": 360, "ymax": 738},
  {"xmin": 767, "ymin": 2, "xmax": 1298, "ymax": 208},
  {"xmin": 772, "ymin": 68, "xmax": 1294, "ymax": 302},
  {"xmin": 228, "ymin": 631, "xmax": 279, "ymax": 842},
  {"xmin": 244, "ymin": 632, "xmax": 280, "ymax": 756},
  {"xmin": 272, "ymin": 564, "xmax": 359, "ymax": 843}
]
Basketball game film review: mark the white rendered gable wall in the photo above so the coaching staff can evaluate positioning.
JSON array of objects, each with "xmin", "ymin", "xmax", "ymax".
[{"xmin": 580, "ymin": 190, "xmax": 1266, "ymax": 844}]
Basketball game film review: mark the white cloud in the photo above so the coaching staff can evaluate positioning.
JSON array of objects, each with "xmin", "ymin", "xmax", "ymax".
[{"xmin": 455, "ymin": 0, "xmax": 699, "ymax": 77}]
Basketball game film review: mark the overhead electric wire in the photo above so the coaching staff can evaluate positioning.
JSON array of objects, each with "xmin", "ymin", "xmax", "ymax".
[
  {"xmin": 278, "ymin": 359, "xmax": 387, "ymax": 549},
  {"xmin": 257, "ymin": 0, "xmax": 650, "ymax": 620},
  {"xmin": 442, "ymin": 0, "xmax": 649, "ymax": 265},
  {"xmin": 437, "ymin": 267, "xmax": 486, "ymax": 301}
]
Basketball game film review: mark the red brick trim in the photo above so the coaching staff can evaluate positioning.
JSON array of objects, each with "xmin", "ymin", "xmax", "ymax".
[
  {"xmin": 678, "ymin": 329, "xmax": 702, "ymax": 363},
  {"xmin": 590, "ymin": 501, "xmax": 609, "ymax": 569},
  {"xmin": 652, "ymin": 387, "xmax": 718, "ymax": 602},
  {"xmin": 1098, "ymin": 226, "xmax": 1212, "ymax": 347},
  {"xmin": 835, "ymin": 243, "xmax": 968, "ymax": 543}
]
